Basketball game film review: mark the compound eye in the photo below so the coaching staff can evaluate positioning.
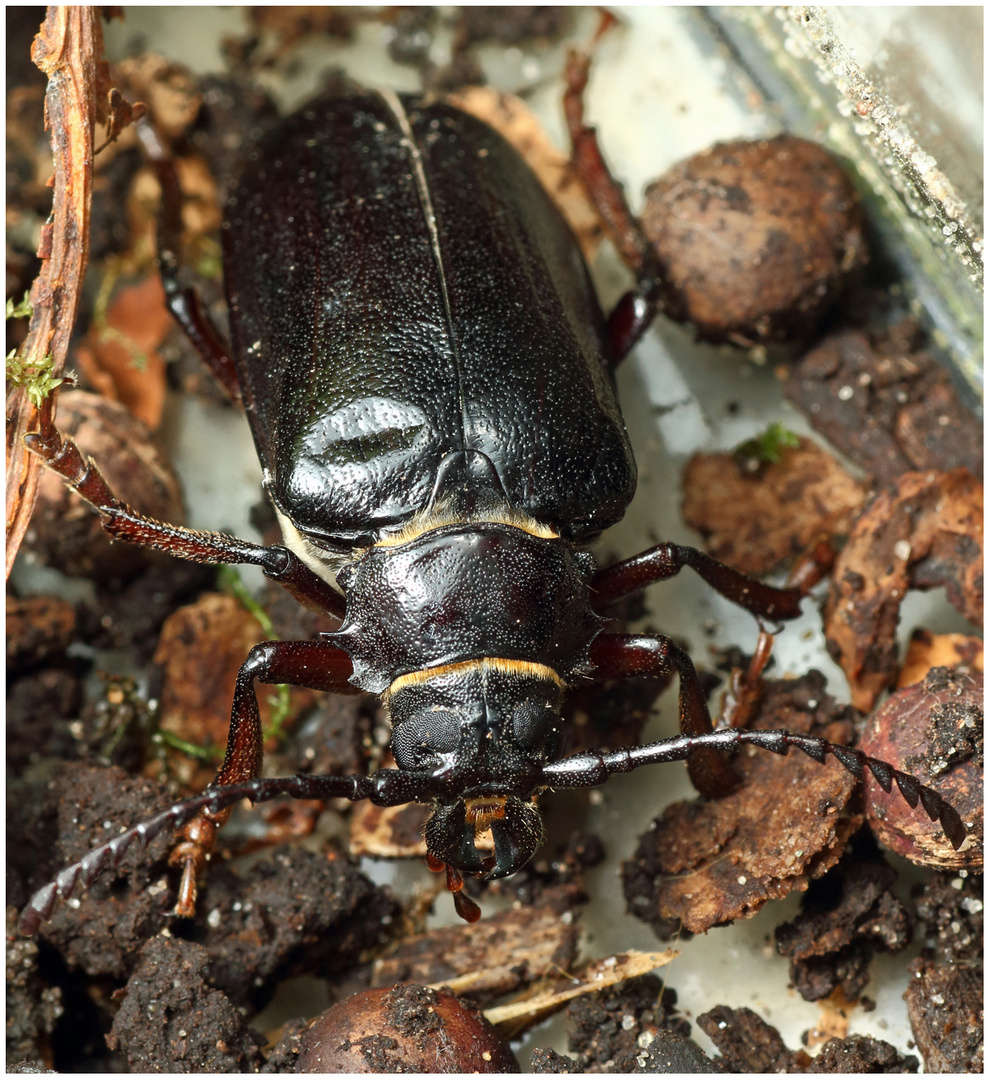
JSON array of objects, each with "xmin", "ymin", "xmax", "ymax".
[
  {"xmin": 392, "ymin": 709, "xmax": 460, "ymax": 769},
  {"xmin": 513, "ymin": 701, "xmax": 553, "ymax": 752}
]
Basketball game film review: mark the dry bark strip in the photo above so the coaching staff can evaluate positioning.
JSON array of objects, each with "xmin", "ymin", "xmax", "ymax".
[
  {"xmin": 6, "ymin": 7, "xmax": 103, "ymax": 578},
  {"xmin": 824, "ymin": 468, "xmax": 983, "ymax": 711}
]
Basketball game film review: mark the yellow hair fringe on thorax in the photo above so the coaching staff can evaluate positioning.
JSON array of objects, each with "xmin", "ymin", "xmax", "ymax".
[
  {"xmin": 384, "ymin": 657, "xmax": 566, "ymax": 703},
  {"xmin": 374, "ymin": 508, "xmax": 559, "ymax": 548}
]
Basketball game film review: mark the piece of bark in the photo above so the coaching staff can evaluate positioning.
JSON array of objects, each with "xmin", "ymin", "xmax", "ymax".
[
  {"xmin": 7, "ymin": 8, "xmax": 102, "ymax": 577},
  {"xmin": 682, "ymin": 437, "xmax": 866, "ymax": 576},
  {"xmin": 787, "ymin": 326, "xmax": 983, "ymax": 485},
  {"xmin": 371, "ymin": 883, "xmax": 583, "ymax": 1004},
  {"xmin": 904, "ymin": 958, "xmax": 983, "ymax": 1073},
  {"xmin": 824, "ymin": 468, "xmax": 983, "ymax": 711},
  {"xmin": 697, "ymin": 1005, "xmax": 804, "ymax": 1073},
  {"xmin": 775, "ymin": 852, "xmax": 912, "ymax": 1001},
  {"xmin": 623, "ymin": 672, "xmax": 862, "ymax": 936}
]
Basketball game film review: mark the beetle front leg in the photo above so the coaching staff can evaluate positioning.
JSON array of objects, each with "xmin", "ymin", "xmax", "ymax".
[
  {"xmin": 23, "ymin": 422, "xmax": 346, "ymax": 619},
  {"xmin": 171, "ymin": 639, "xmax": 358, "ymax": 915},
  {"xmin": 590, "ymin": 633, "xmax": 738, "ymax": 798},
  {"xmin": 592, "ymin": 541, "xmax": 804, "ymax": 623}
]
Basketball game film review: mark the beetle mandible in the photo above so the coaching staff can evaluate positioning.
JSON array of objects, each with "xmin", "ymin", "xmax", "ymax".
[{"xmin": 19, "ymin": 84, "xmax": 964, "ymax": 933}]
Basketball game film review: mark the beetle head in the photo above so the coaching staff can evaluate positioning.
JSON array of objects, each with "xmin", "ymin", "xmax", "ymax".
[{"xmin": 385, "ymin": 659, "xmax": 563, "ymax": 877}]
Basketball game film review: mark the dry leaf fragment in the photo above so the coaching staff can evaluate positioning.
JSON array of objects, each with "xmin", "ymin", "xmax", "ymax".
[{"xmin": 74, "ymin": 274, "xmax": 171, "ymax": 429}]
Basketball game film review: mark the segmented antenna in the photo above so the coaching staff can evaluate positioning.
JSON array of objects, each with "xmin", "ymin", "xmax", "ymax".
[
  {"xmin": 18, "ymin": 774, "xmax": 330, "ymax": 936},
  {"xmin": 542, "ymin": 727, "xmax": 967, "ymax": 847},
  {"xmin": 20, "ymin": 729, "xmax": 966, "ymax": 935}
]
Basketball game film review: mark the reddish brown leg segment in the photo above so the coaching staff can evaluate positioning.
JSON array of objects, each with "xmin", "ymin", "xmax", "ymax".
[
  {"xmin": 172, "ymin": 639, "xmax": 357, "ymax": 915},
  {"xmin": 719, "ymin": 628, "xmax": 777, "ymax": 733},
  {"xmin": 135, "ymin": 121, "xmax": 242, "ymax": 403},
  {"xmin": 592, "ymin": 541, "xmax": 804, "ymax": 623},
  {"xmin": 590, "ymin": 633, "xmax": 738, "ymax": 798},
  {"xmin": 564, "ymin": 48, "xmax": 667, "ymax": 363},
  {"xmin": 23, "ymin": 423, "xmax": 346, "ymax": 618}
]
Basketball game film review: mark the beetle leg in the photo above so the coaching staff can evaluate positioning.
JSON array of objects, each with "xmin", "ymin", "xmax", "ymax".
[
  {"xmin": 564, "ymin": 48, "xmax": 667, "ymax": 364},
  {"xmin": 22, "ymin": 422, "xmax": 346, "ymax": 618},
  {"xmin": 135, "ymin": 120, "xmax": 242, "ymax": 403},
  {"xmin": 591, "ymin": 541, "xmax": 804, "ymax": 623},
  {"xmin": 718, "ymin": 627, "xmax": 776, "ymax": 732},
  {"xmin": 589, "ymin": 633, "xmax": 738, "ymax": 798},
  {"xmin": 713, "ymin": 536, "xmax": 838, "ymax": 728},
  {"xmin": 172, "ymin": 639, "xmax": 358, "ymax": 915}
]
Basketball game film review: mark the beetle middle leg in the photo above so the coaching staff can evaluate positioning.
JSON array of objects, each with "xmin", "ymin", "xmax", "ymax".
[
  {"xmin": 171, "ymin": 639, "xmax": 358, "ymax": 915},
  {"xmin": 589, "ymin": 543, "xmax": 812, "ymax": 797},
  {"xmin": 590, "ymin": 632, "xmax": 739, "ymax": 797}
]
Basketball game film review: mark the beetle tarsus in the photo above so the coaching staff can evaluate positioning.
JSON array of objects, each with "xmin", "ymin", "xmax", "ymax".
[{"xmin": 169, "ymin": 814, "xmax": 220, "ymax": 917}]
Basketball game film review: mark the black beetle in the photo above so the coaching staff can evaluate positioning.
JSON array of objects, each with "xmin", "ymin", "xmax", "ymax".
[{"xmin": 20, "ymin": 85, "xmax": 964, "ymax": 933}]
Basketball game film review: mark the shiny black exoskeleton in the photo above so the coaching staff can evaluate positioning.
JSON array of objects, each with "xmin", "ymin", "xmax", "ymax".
[{"xmin": 20, "ymin": 84, "xmax": 964, "ymax": 933}]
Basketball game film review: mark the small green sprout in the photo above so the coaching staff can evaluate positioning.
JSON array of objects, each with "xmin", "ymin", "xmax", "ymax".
[
  {"xmin": 194, "ymin": 238, "xmax": 223, "ymax": 282},
  {"xmin": 152, "ymin": 730, "xmax": 222, "ymax": 764},
  {"xmin": 734, "ymin": 422, "xmax": 801, "ymax": 471},
  {"xmin": 6, "ymin": 292, "xmax": 33, "ymax": 320}
]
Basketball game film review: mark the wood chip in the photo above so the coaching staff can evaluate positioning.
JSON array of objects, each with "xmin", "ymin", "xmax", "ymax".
[{"xmin": 481, "ymin": 949, "xmax": 678, "ymax": 1028}]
